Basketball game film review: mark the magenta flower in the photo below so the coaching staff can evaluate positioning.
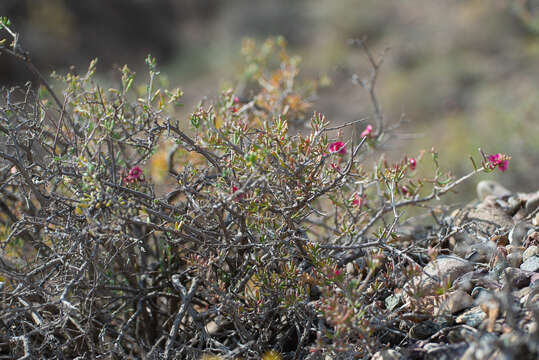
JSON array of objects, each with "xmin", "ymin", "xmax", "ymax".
[
  {"xmin": 231, "ymin": 185, "xmax": 245, "ymax": 200},
  {"xmin": 352, "ymin": 193, "xmax": 364, "ymax": 209},
  {"xmin": 408, "ymin": 157, "xmax": 417, "ymax": 170},
  {"xmin": 124, "ymin": 166, "xmax": 144, "ymax": 183},
  {"xmin": 488, "ymin": 153, "xmax": 509, "ymax": 172},
  {"xmin": 401, "ymin": 185, "xmax": 409, "ymax": 196},
  {"xmin": 328, "ymin": 141, "xmax": 346, "ymax": 155},
  {"xmin": 330, "ymin": 163, "xmax": 341, "ymax": 172},
  {"xmin": 361, "ymin": 124, "xmax": 373, "ymax": 138}
]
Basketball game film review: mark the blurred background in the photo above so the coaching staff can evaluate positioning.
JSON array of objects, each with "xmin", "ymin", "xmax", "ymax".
[{"xmin": 1, "ymin": 0, "xmax": 538, "ymax": 202}]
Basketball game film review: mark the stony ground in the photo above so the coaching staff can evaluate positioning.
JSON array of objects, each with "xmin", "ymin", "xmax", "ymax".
[{"xmin": 369, "ymin": 181, "xmax": 539, "ymax": 360}]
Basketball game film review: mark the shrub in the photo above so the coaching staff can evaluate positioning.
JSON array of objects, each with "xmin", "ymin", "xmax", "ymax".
[{"xmin": 0, "ymin": 19, "xmax": 506, "ymax": 359}]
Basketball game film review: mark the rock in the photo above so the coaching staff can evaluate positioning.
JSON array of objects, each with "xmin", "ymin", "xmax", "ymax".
[
  {"xmin": 460, "ymin": 333, "xmax": 498, "ymax": 360},
  {"xmin": 454, "ymin": 269, "xmax": 499, "ymax": 293},
  {"xmin": 438, "ymin": 289, "xmax": 474, "ymax": 314},
  {"xmin": 449, "ymin": 192, "xmax": 515, "ymax": 254},
  {"xmin": 447, "ymin": 327, "xmax": 475, "ymax": 343},
  {"xmin": 514, "ymin": 286, "xmax": 532, "ymax": 301},
  {"xmin": 507, "ymin": 251, "xmax": 523, "ymax": 268},
  {"xmin": 533, "ymin": 213, "xmax": 539, "ymax": 227},
  {"xmin": 524, "ymin": 289, "xmax": 539, "ymax": 308},
  {"xmin": 524, "ymin": 321, "xmax": 537, "ymax": 334},
  {"xmin": 404, "ymin": 342, "xmax": 469, "ymax": 360},
  {"xmin": 520, "ymin": 255, "xmax": 539, "ymax": 272},
  {"xmin": 456, "ymin": 306, "xmax": 486, "ymax": 327},
  {"xmin": 524, "ymin": 192, "xmax": 539, "ymax": 214},
  {"xmin": 524, "ymin": 231, "xmax": 539, "ymax": 248},
  {"xmin": 461, "ymin": 242, "xmax": 496, "ymax": 263},
  {"xmin": 509, "ymin": 222, "xmax": 532, "ymax": 246},
  {"xmin": 346, "ymin": 261, "xmax": 357, "ymax": 275},
  {"xmin": 385, "ymin": 293, "xmax": 402, "ymax": 312},
  {"xmin": 476, "ymin": 180, "xmax": 511, "ymax": 201},
  {"xmin": 471, "ymin": 286, "xmax": 489, "ymax": 299},
  {"xmin": 506, "ymin": 244, "xmax": 524, "ymax": 254},
  {"xmin": 523, "ymin": 245, "xmax": 539, "ymax": 263},
  {"xmin": 423, "ymin": 256, "xmax": 474, "ymax": 284},
  {"xmin": 503, "ymin": 268, "xmax": 533, "ymax": 289},
  {"xmin": 372, "ymin": 349, "xmax": 403, "ymax": 360},
  {"xmin": 205, "ymin": 320, "xmax": 219, "ymax": 335},
  {"xmin": 409, "ymin": 320, "xmax": 441, "ymax": 339},
  {"xmin": 424, "ymin": 342, "xmax": 468, "ymax": 360},
  {"xmin": 504, "ymin": 196, "xmax": 523, "ymax": 216},
  {"xmin": 451, "ymin": 198, "xmax": 514, "ymax": 242},
  {"xmin": 530, "ymin": 273, "xmax": 539, "ymax": 288},
  {"xmin": 405, "ymin": 256, "xmax": 474, "ymax": 296},
  {"xmin": 489, "ymin": 248, "xmax": 509, "ymax": 278}
]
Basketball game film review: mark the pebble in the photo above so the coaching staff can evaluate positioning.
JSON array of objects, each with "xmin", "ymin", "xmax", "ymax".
[
  {"xmin": 438, "ymin": 289, "xmax": 474, "ymax": 314},
  {"xmin": 346, "ymin": 262, "xmax": 356, "ymax": 275},
  {"xmin": 456, "ymin": 306, "xmax": 487, "ymax": 327},
  {"xmin": 524, "ymin": 192, "xmax": 539, "ymax": 214},
  {"xmin": 524, "ymin": 321, "xmax": 537, "ymax": 334},
  {"xmin": 460, "ymin": 333, "xmax": 498, "ymax": 360},
  {"xmin": 476, "ymin": 180, "xmax": 511, "ymax": 200},
  {"xmin": 506, "ymin": 252, "xmax": 523, "ymax": 268},
  {"xmin": 522, "ymin": 245, "xmax": 538, "ymax": 262},
  {"xmin": 524, "ymin": 231, "xmax": 539, "ymax": 247},
  {"xmin": 385, "ymin": 293, "xmax": 402, "ymax": 312},
  {"xmin": 409, "ymin": 320, "xmax": 441, "ymax": 340},
  {"xmin": 520, "ymin": 255, "xmax": 539, "ymax": 272},
  {"xmin": 463, "ymin": 242, "xmax": 496, "ymax": 263},
  {"xmin": 524, "ymin": 291, "xmax": 539, "ymax": 308},
  {"xmin": 509, "ymin": 222, "xmax": 531, "ymax": 246},
  {"xmin": 506, "ymin": 244, "xmax": 524, "ymax": 254},
  {"xmin": 454, "ymin": 269, "xmax": 496, "ymax": 293},
  {"xmin": 423, "ymin": 256, "xmax": 474, "ymax": 284},
  {"xmin": 372, "ymin": 349, "xmax": 403, "ymax": 360},
  {"xmin": 503, "ymin": 268, "xmax": 533, "ymax": 289},
  {"xmin": 530, "ymin": 273, "xmax": 539, "ymax": 287},
  {"xmin": 405, "ymin": 256, "xmax": 474, "ymax": 295}
]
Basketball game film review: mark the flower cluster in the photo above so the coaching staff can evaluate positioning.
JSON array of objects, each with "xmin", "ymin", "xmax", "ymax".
[
  {"xmin": 328, "ymin": 141, "xmax": 346, "ymax": 155},
  {"xmin": 488, "ymin": 153, "xmax": 509, "ymax": 172},
  {"xmin": 124, "ymin": 166, "xmax": 144, "ymax": 183},
  {"xmin": 352, "ymin": 192, "xmax": 364, "ymax": 209},
  {"xmin": 361, "ymin": 124, "xmax": 373, "ymax": 138}
]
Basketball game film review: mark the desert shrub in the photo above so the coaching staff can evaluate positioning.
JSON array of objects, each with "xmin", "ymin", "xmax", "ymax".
[{"xmin": 0, "ymin": 19, "xmax": 507, "ymax": 359}]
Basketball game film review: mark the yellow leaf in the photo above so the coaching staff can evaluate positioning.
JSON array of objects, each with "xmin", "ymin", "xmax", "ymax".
[{"xmin": 262, "ymin": 351, "xmax": 282, "ymax": 360}]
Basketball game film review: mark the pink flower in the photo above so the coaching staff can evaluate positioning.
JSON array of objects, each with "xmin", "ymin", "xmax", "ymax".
[
  {"xmin": 488, "ymin": 153, "xmax": 509, "ymax": 172},
  {"xmin": 408, "ymin": 157, "xmax": 417, "ymax": 170},
  {"xmin": 129, "ymin": 166, "xmax": 143, "ymax": 179},
  {"xmin": 234, "ymin": 96, "xmax": 240, "ymax": 104},
  {"xmin": 401, "ymin": 186, "xmax": 409, "ymax": 196},
  {"xmin": 334, "ymin": 268, "xmax": 342, "ymax": 276},
  {"xmin": 352, "ymin": 193, "xmax": 364, "ymax": 209},
  {"xmin": 124, "ymin": 166, "xmax": 144, "ymax": 183},
  {"xmin": 361, "ymin": 124, "xmax": 373, "ymax": 138},
  {"xmin": 328, "ymin": 141, "xmax": 346, "ymax": 155},
  {"xmin": 231, "ymin": 185, "xmax": 245, "ymax": 200}
]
